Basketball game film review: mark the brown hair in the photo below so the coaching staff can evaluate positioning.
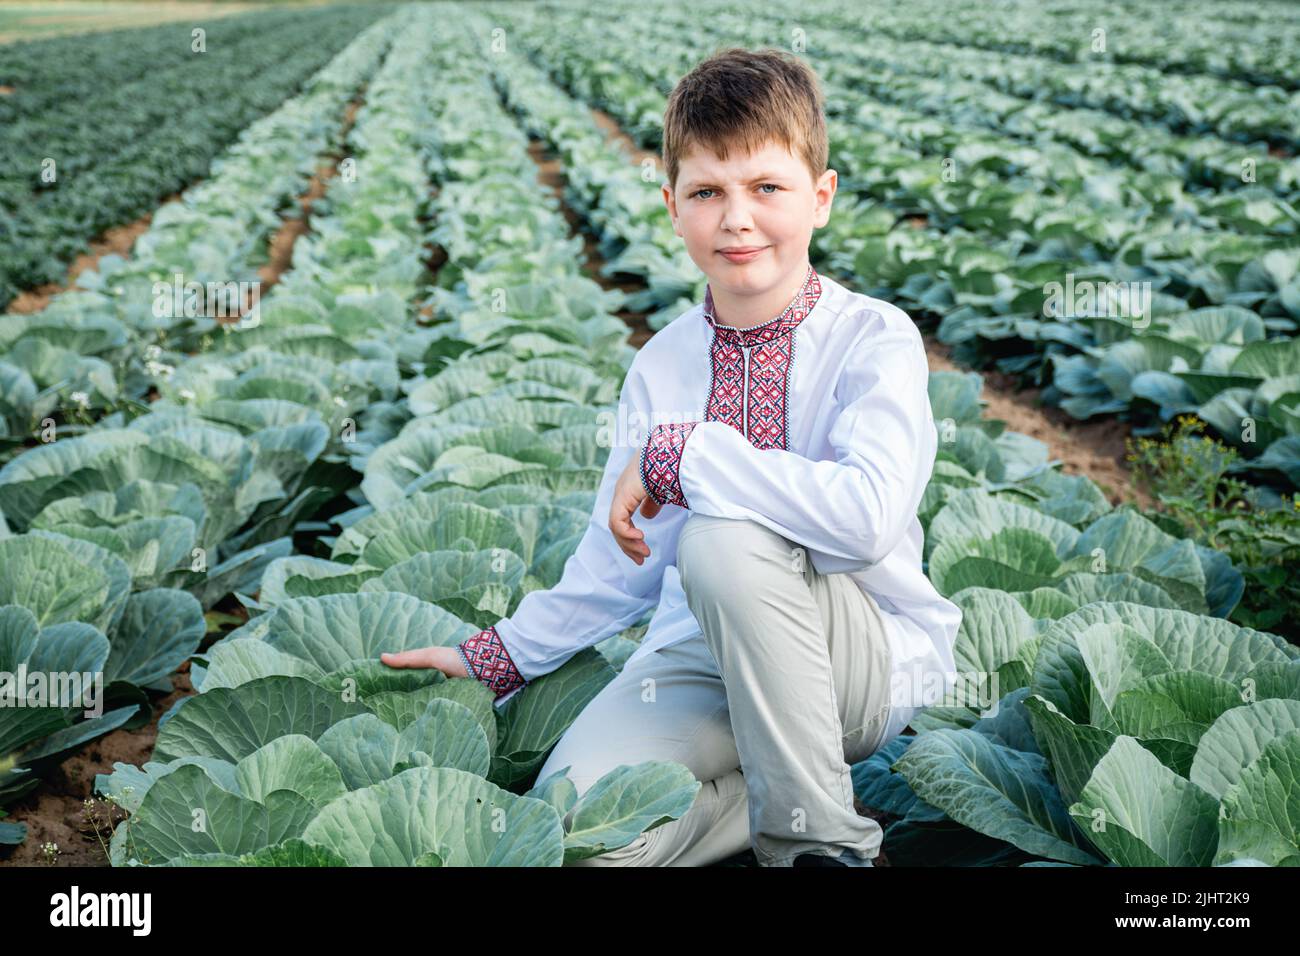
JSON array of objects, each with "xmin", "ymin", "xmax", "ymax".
[{"xmin": 661, "ymin": 46, "xmax": 828, "ymax": 194}]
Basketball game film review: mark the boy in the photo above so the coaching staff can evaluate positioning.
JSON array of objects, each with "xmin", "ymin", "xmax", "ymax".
[{"xmin": 382, "ymin": 47, "xmax": 961, "ymax": 867}]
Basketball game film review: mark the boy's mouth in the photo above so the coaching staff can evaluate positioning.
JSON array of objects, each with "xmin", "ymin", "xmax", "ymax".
[{"xmin": 718, "ymin": 245, "xmax": 769, "ymax": 264}]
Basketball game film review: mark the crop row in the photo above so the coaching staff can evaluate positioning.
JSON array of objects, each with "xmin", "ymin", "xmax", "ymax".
[
  {"xmin": 807, "ymin": 31, "xmax": 1300, "ymax": 200},
  {"xmin": 809, "ymin": 0, "xmax": 1300, "ymax": 93},
  {"xmin": 488, "ymin": 46, "xmax": 704, "ymax": 331},
  {"xmin": 0, "ymin": 3, "xmax": 396, "ymax": 309},
  {"xmin": 578, "ymin": 6, "xmax": 1298, "ymax": 250}
]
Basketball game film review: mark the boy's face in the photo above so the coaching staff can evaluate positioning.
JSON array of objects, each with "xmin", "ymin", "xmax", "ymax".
[{"xmin": 662, "ymin": 138, "xmax": 836, "ymax": 303}]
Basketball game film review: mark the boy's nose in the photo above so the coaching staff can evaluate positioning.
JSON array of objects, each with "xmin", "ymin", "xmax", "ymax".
[
  {"xmin": 720, "ymin": 202, "xmax": 756, "ymax": 228},
  {"xmin": 722, "ymin": 212, "xmax": 755, "ymax": 228}
]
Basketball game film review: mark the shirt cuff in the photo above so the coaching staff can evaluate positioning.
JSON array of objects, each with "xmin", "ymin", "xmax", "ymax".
[
  {"xmin": 639, "ymin": 421, "xmax": 699, "ymax": 508},
  {"xmin": 456, "ymin": 625, "xmax": 526, "ymax": 700}
]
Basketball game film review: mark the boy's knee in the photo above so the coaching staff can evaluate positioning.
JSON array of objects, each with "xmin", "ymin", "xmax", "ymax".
[
  {"xmin": 679, "ymin": 514, "xmax": 781, "ymax": 565},
  {"xmin": 678, "ymin": 515, "xmax": 801, "ymax": 599},
  {"xmin": 678, "ymin": 512, "xmax": 736, "ymax": 548}
]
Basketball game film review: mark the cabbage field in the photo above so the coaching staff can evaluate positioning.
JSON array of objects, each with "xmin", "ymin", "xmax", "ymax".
[{"xmin": 0, "ymin": 0, "xmax": 1298, "ymax": 875}]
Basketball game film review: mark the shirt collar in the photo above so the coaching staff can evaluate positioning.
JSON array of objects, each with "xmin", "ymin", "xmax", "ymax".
[{"xmin": 702, "ymin": 263, "xmax": 823, "ymax": 347}]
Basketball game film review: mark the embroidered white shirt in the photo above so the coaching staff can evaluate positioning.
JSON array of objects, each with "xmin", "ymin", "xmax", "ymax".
[{"xmin": 468, "ymin": 265, "xmax": 962, "ymax": 743}]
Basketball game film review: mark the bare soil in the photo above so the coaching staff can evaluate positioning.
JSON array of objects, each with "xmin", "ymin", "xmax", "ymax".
[
  {"xmin": 589, "ymin": 107, "xmax": 661, "ymax": 167},
  {"xmin": 0, "ymin": 670, "xmax": 195, "ymax": 867}
]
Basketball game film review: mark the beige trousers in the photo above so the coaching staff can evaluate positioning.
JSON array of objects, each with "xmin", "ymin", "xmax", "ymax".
[{"xmin": 537, "ymin": 512, "xmax": 896, "ymax": 867}]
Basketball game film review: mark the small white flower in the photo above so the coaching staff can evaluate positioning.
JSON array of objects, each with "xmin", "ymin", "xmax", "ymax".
[
  {"xmin": 332, "ymin": 395, "xmax": 346, "ymax": 407},
  {"xmin": 70, "ymin": 390, "xmax": 89, "ymax": 408},
  {"xmin": 144, "ymin": 344, "xmax": 162, "ymax": 360},
  {"xmin": 179, "ymin": 388, "xmax": 196, "ymax": 402}
]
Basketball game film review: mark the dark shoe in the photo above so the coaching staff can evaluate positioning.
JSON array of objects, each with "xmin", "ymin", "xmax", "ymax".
[
  {"xmin": 793, "ymin": 850, "xmax": 873, "ymax": 867},
  {"xmin": 712, "ymin": 848, "xmax": 758, "ymax": 867},
  {"xmin": 793, "ymin": 852, "xmax": 848, "ymax": 867}
]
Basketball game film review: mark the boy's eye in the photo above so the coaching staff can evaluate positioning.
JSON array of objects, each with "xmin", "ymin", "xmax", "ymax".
[{"xmin": 689, "ymin": 184, "xmax": 780, "ymax": 200}]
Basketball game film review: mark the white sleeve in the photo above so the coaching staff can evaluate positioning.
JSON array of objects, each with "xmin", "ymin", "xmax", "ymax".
[
  {"xmin": 460, "ymin": 363, "xmax": 686, "ymax": 699},
  {"xmin": 640, "ymin": 321, "xmax": 935, "ymax": 574}
]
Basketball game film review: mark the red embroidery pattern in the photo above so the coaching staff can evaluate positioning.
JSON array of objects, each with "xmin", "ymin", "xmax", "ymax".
[
  {"xmin": 703, "ymin": 336, "xmax": 744, "ymax": 432},
  {"xmin": 702, "ymin": 265, "xmax": 821, "ymax": 450},
  {"xmin": 746, "ymin": 337, "xmax": 796, "ymax": 449},
  {"xmin": 457, "ymin": 625, "xmax": 525, "ymax": 699},
  {"xmin": 640, "ymin": 420, "xmax": 699, "ymax": 508}
]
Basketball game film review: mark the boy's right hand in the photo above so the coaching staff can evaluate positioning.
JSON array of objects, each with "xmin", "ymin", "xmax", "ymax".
[{"xmin": 609, "ymin": 451, "xmax": 660, "ymax": 565}]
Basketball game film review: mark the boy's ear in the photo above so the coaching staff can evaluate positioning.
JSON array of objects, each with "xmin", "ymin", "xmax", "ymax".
[
  {"xmin": 662, "ymin": 183, "xmax": 681, "ymax": 235},
  {"xmin": 812, "ymin": 168, "xmax": 837, "ymax": 228}
]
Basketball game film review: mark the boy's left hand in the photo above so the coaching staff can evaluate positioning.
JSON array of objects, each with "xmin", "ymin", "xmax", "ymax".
[
  {"xmin": 379, "ymin": 645, "xmax": 469, "ymax": 678},
  {"xmin": 609, "ymin": 451, "xmax": 660, "ymax": 565}
]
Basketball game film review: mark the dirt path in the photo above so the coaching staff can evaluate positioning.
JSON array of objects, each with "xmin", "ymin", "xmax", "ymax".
[
  {"xmin": 244, "ymin": 95, "xmax": 365, "ymax": 312},
  {"xmin": 0, "ymin": 2, "xmax": 281, "ymax": 45},
  {"xmin": 525, "ymin": 137, "xmax": 656, "ymax": 346},
  {"xmin": 590, "ymin": 107, "xmax": 661, "ymax": 166},
  {"xmin": 925, "ymin": 336, "xmax": 1147, "ymax": 507}
]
